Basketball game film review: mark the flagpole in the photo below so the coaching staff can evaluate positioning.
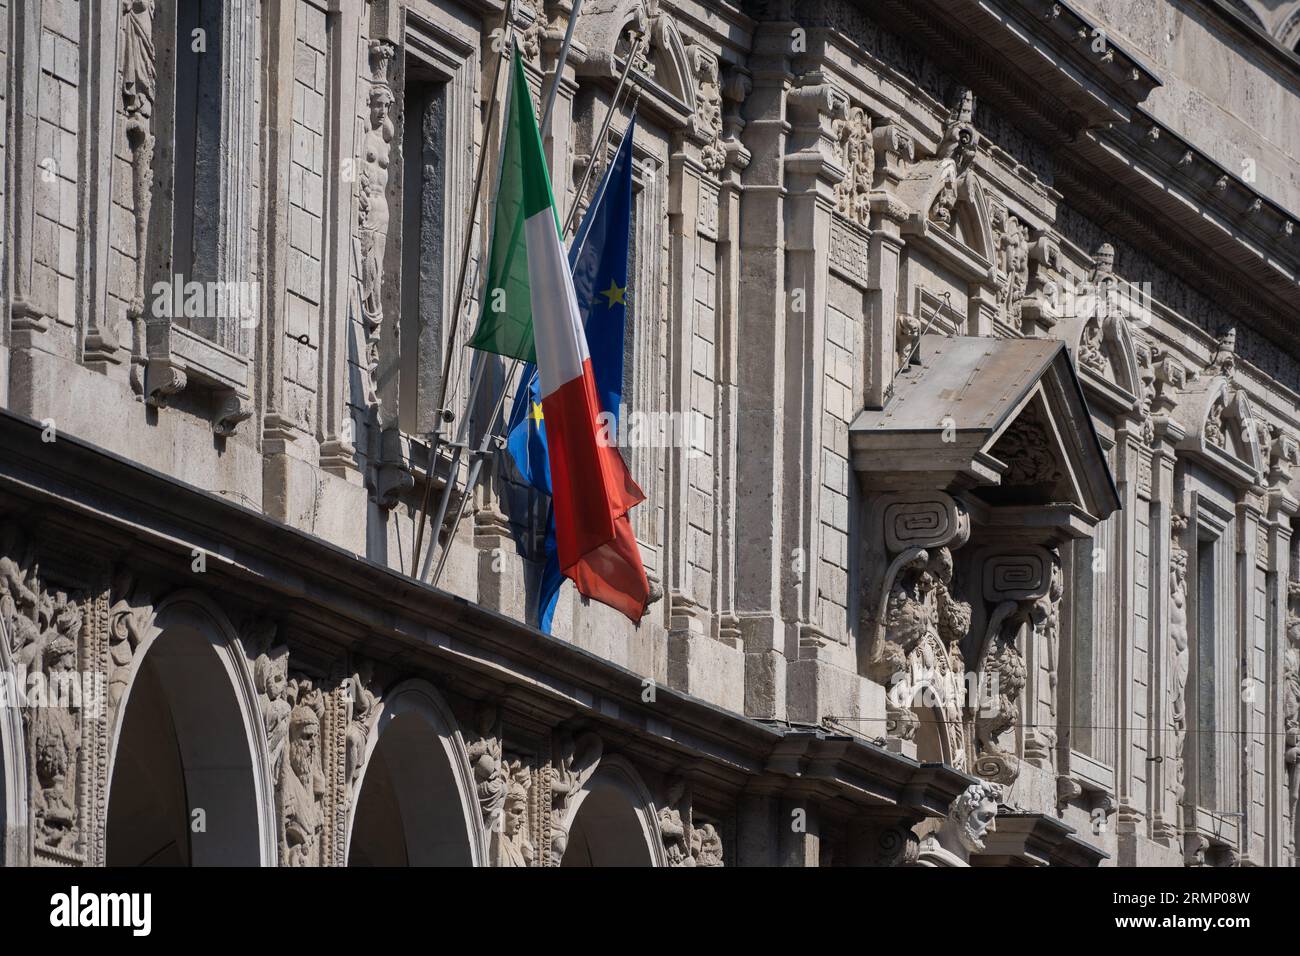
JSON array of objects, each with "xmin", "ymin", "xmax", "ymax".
[
  {"xmin": 427, "ymin": 32, "xmax": 643, "ymax": 590},
  {"xmin": 411, "ymin": 11, "xmax": 516, "ymax": 576},
  {"xmin": 540, "ymin": 0, "xmax": 584, "ymax": 136}
]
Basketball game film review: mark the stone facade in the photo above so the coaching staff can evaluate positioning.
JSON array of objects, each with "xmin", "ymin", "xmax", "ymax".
[{"xmin": 1, "ymin": 0, "xmax": 1298, "ymax": 867}]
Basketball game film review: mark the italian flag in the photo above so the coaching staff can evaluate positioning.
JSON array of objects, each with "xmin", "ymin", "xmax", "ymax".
[{"xmin": 470, "ymin": 44, "xmax": 649, "ymax": 623}]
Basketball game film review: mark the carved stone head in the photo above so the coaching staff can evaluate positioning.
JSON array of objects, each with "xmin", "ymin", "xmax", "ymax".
[
  {"xmin": 255, "ymin": 645, "xmax": 290, "ymax": 702},
  {"xmin": 951, "ymin": 781, "xmax": 1001, "ymax": 853},
  {"xmin": 288, "ymin": 704, "xmax": 320, "ymax": 779}
]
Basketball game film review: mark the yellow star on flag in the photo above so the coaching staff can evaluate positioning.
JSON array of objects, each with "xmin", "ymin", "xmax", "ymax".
[
  {"xmin": 599, "ymin": 280, "xmax": 627, "ymax": 308},
  {"xmin": 530, "ymin": 400, "xmax": 544, "ymax": 422}
]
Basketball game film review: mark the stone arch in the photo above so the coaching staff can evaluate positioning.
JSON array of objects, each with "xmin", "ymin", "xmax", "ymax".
[
  {"xmin": 560, "ymin": 754, "xmax": 666, "ymax": 866},
  {"xmin": 1182, "ymin": 376, "xmax": 1264, "ymax": 477},
  {"xmin": 0, "ymin": 614, "xmax": 29, "ymax": 866},
  {"xmin": 105, "ymin": 591, "xmax": 276, "ymax": 865},
  {"xmin": 1280, "ymin": 8, "xmax": 1300, "ymax": 50},
  {"xmin": 344, "ymin": 678, "xmax": 485, "ymax": 866},
  {"xmin": 573, "ymin": 1, "xmax": 696, "ymax": 124}
]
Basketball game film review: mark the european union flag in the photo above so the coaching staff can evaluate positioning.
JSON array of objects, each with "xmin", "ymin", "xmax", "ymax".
[{"xmin": 505, "ymin": 117, "xmax": 638, "ymax": 633}]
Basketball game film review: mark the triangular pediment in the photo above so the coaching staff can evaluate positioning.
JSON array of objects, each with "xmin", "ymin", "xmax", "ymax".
[
  {"xmin": 898, "ymin": 163, "xmax": 996, "ymax": 284},
  {"xmin": 850, "ymin": 335, "xmax": 1120, "ymax": 527}
]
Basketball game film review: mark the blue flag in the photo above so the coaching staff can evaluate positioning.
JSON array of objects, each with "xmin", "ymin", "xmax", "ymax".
[{"xmin": 506, "ymin": 117, "xmax": 637, "ymax": 633}]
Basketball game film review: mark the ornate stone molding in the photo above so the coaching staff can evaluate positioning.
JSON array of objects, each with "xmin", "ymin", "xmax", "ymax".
[
  {"xmin": 832, "ymin": 105, "xmax": 872, "ymax": 226},
  {"xmin": 465, "ymin": 703, "xmax": 508, "ymax": 836},
  {"xmin": 686, "ymin": 41, "xmax": 725, "ymax": 175},
  {"xmin": 106, "ymin": 571, "xmax": 160, "ymax": 715},
  {"xmin": 1285, "ymin": 581, "xmax": 1299, "ymax": 836},
  {"xmin": 657, "ymin": 778, "xmax": 723, "ymax": 866}
]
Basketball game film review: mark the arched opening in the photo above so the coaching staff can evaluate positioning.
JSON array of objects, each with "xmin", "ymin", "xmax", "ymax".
[
  {"xmin": 106, "ymin": 620, "xmax": 264, "ymax": 865},
  {"xmin": 560, "ymin": 759, "xmax": 662, "ymax": 867},
  {"xmin": 345, "ymin": 682, "xmax": 482, "ymax": 866}
]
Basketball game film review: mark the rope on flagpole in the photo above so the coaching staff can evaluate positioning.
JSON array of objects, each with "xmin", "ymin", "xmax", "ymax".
[
  {"xmin": 411, "ymin": 8, "xmax": 517, "ymax": 576},
  {"xmin": 426, "ymin": 29, "xmax": 645, "ymax": 590}
]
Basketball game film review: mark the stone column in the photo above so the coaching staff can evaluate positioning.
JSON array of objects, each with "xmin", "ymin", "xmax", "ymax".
[
  {"xmin": 865, "ymin": 121, "xmax": 911, "ymax": 410},
  {"xmin": 1264, "ymin": 451, "xmax": 1298, "ymax": 865},
  {"xmin": 734, "ymin": 19, "xmax": 793, "ymax": 721}
]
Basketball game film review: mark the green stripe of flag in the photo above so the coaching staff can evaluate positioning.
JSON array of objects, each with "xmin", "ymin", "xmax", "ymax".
[{"xmin": 469, "ymin": 44, "xmax": 560, "ymax": 363}]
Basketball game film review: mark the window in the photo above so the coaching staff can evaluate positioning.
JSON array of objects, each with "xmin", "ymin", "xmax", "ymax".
[
  {"xmin": 173, "ymin": 0, "xmax": 224, "ymax": 296},
  {"xmin": 398, "ymin": 63, "xmax": 447, "ymax": 435}
]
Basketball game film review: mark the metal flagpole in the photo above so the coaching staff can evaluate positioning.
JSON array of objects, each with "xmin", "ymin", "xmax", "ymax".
[
  {"xmin": 427, "ymin": 31, "xmax": 645, "ymax": 590},
  {"xmin": 540, "ymin": 0, "xmax": 584, "ymax": 136},
  {"xmin": 411, "ymin": 10, "xmax": 517, "ymax": 576}
]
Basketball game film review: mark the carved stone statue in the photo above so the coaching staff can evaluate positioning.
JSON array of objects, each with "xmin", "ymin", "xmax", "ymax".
[
  {"xmin": 358, "ymin": 43, "xmax": 396, "ymax": 411},
  {"xmin": 974, "ymin": 605, "xmax": 1027, "ymax": 774},
  {"xmin": 1169, "ymin": 515, "xmax": 1190, "ymax": 805},
  {"xmin": 693, "ymin": 822, "xmax": 724, "ymax": 866}
]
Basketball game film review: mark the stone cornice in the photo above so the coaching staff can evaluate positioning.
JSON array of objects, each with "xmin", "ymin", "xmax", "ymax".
[
  {"xmin": 0, "ymin": 408, "xmax": 955, "ymax": 815},
  {"xmin": 1189, "ymin": 0, "xmax": 1300, "ymax": 81}
]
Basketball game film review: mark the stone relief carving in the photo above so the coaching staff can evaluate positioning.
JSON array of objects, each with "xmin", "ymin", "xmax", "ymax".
[
  {"xmin": 996, "ymin": 211, "xmax": 1030, "ymax": 327},
  {"xmin": 279, "ymin": 678, "xmax": 328, "ymax": 867},
  {"xmin": 951, "ymin": 781, "xmax": 1001, "ymax": 854},
  {"xmin": 656, "ymin": 778, "xmax": 721, "ymax": 866},
  {"xmin": 1077, "ymin": 243, "xmax": 1116, "ymax": 377},
  {"xmin": 547, "ymin": 731, "xmax": 601, "ymax": 865},
  {"xmin": 929, "ymin": 176, "xmax": 957, "ymax": 229},
  {"xmin": 994, "ymin": 410, "xmax": 1063, "ymax": 486},
  {"xmin": 517, "ymin": 0, "xmax": 547, "ymax": 62},
  {"xmin": 358, "ymin": 41, "xmax": 397, "ymax": 413},
  {"xmin": 864, "ymin": 495, "xmax": 972, "ymax": 769},
  {"xmin": 1023, "ymin": 554, "xmax": 1064, "ymax": 770},
  {"xmin": 832, "ymin": 105, "xmax": 872, "ymax": 226},
  {"xmin": 466, "ymin": 703, "xmax": 508, "ymax": 834},
  {"xmin": 343, "ymin": 661, "xmax": 380, "ymax": 792},
  {"xmin": 0, "ymin": 527, "xmax": 88, "ymax": 857},
  {"xmin": 30, "ymin": 603, "xmax": 83, "ymax": 852},
  {"xmin": 688, "ymin": 43, "xmax": 725, "ymax": 175},
  {"xmin": 251, "ymin": 629, "xmax": 292, "ymax": 778},
  {"xmin": 106, "ymin": 571, "xmax": 159, "ymax": 712},
  {"xmin": 495, "ymin": 760, "xmax": 535, "ymax": 867},
  {"xmin": 1169, "ymin": 514, "xmax": 1190, "ymax": 807}
]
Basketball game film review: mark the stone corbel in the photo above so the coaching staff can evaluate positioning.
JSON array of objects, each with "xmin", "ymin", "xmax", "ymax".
[
  {"xmin": 548, "ymin": 730, "xmax": 601, "ymax": 865},
  {"xmin": 720, "ymin": 65, "xmax": 752, "ymax": 173},
  {"xmin": 784, "ymin": 75, "xmax": 848, "ymax": 187},
  {"xmin": 969, "ymin": 547, "xmax": 1058, "ymax": 785},
  {"xmin": 871, "ymin": 118, "xmax": 914, "ymax": 190},
  {"xmin": 372, "ymin": 429, "xmax": 413, "ymax": 510},
  {"xmin": 862, "ymin": 491, "xmax": 971, "ymax": 674},
  {"xmin": 1019, "ymin": 234, "xmax": 1061, "ymax": 334}
]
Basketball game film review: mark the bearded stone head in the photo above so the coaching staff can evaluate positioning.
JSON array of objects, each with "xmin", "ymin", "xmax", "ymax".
[
  {"xmin": 289, "ymin": 705, "xmax": 320, "ymax": 779},
  {"xmin": 951, "ymin": 781, "xmax": 1001, "ymax": 853}
]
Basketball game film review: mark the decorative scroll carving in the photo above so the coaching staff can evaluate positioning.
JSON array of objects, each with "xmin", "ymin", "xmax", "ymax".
[
  {"xmin": 466, "ymin": 703, "xmax": 508, "ymax": 834},
  {"xmin": 1268, "ymin": 427, "xmax": 1300, "ymax": 489},
  {"xmin": 517, "ymin": 0, "xmax": 547, "ymax": 62},
  {"xmin": 123, "ymin": 0, "xmax": 159, "ymax": 398},
  {"xmin": 865, "ymin": 495, "xmax": 972, "ymax": 769},
  {"xmin": 1169, "ymin": 515, "xmax": 1190, "ymax": 806},
  {"xmin": 358, "ymin": 42, "xmax": 397, "ymax": 413},
  {"xmin": 688, "ymin": 43, "xmax": 725, "ymax": 175},
  {"xmin": 547, "ymin": 731, "xmax": 601, "ymax": 865},
  {"xmin": 832, "ymin": 105, "xmax": 872, "ymax": 225},
  {"xmin": 106, "ymin": 571, "xmax": 159, "ymax": 713}
]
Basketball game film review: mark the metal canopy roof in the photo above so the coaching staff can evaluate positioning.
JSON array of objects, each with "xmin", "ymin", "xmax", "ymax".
[{"xmin": 850, "ymin": 335, "xmax": 1121, "ymax": 524}]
